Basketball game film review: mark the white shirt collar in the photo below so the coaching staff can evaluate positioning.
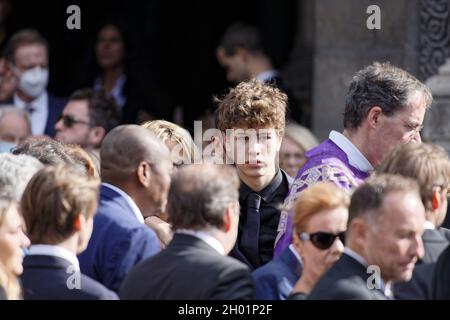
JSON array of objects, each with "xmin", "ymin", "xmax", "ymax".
[
  {"xmin": 28, "ymin": 244, "xmax": 80, "ymax": 271},
  {"xmin": 344, "ymin": 247, "xmax": 392, "ymax": 298},
  {"xmin": 176, "ymin": 229, "xmax": 225, "ymax": 255},
  {"xmin": 102, "ymin": 182, "xmax": 144, "ymax": 224},
  {"xmin": 256, "ymin": 69, "xmax": 279, "ymax": 83},
  {"xmin": 13, "ymin": 91, "xmax": 48, "ymax": 135},
  {"xmin": 424, "ymin": 220, "xmax": 436, "ymax": 230},
  {"xmin": 288, "ymin": 244, "xmax": 303, "ymax": 264},
  {"xmin": 329, "ymin": 130, "xmax": 374, "ymax": 172}
]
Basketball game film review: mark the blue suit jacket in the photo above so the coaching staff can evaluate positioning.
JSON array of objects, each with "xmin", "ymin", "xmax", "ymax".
[
  {"xmin": 78, "ymin": 184, "xmax": 160, "ymax": 292},
  {"xmin": 45, "ymin": 94, "xmax": 66, "ymax": 138},
  {"xmin": 252, "ymin": 246, "xmax": 302, "ymax": 300},
  {"xmin": 21, "ymin": 254, "xmax": 118, "ymax": 300}
]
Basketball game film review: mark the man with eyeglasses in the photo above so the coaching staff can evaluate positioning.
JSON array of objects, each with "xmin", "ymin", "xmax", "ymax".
[
  {"xmin": 308, "ymin": 174, "xmax": 425, "ymax": 300},
  {"xmin": 275, "ymin": 62, "xmax": 433, "ymax": 257},
  {"xmin": 55, "ymin": 88, "xmax": 120, "ymax": 152},
  {"xmin": 4, "ymin": 29, "xmax": 66, "ymax": 137}
]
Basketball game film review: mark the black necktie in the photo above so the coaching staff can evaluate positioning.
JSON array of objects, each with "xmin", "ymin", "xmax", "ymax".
[
  {"xmin": 25, "ymin": 104, "xmax": 35, "ymax": 115},
  {"xmin": 240, "ymin": 192, "xmax": 261, "ymax": 268}
]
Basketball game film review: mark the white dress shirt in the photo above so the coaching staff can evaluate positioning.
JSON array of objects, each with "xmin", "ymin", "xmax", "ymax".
[
  {"xmin": 28, "ymin": 244, "xmax": 80, "ymax": 272},
  {"xmin": 94, "ymin": 75, "xmax": 127, "ymax": 108},
  {"xmin": 176, "ymin": 229, "xmax": 225, "ymax": 255},
  {"xmin": 329, "ymin": 130, "xmax": 374, "ymax": 172},
  {"xmin": 14, "ymin": 91, "xmax": 49, "ymax": 136},
  {"xmin": 101, "ymin": 182, "xmax": 144, "ymax": 224}
]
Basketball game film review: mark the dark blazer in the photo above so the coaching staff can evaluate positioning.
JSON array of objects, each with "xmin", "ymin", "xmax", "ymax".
[
  {"xmin": 78, "ymin": 184, "xmax": 160, "ymax": 292},
  {"xmin": 120, "ymin": 233, "xmax": 254, "ymax": 300},
  {"xmin": 393, "ymin": 228, "xmax": 449, "ymax": 300},
  {"xmin": 252, "ymin": 246, "xmax": 302, "ymax": 300},
  {"xmin": 44, "ymin": 94, "xmax": 66, "ymax": 138},
  {"xmin": 431, "ymin": 244, "xmax": 450, "ymax": 299},
  {"xmin": 394, "ymin": 263, "xmax": 435, "ymax": 300},
  {"xmin": 308, "ymin": 253, "xmax": 388, "ymax": 300},
  {"xmin": 20, "ymin": 255, "xmax": 118, "ymax": 300},
  {"xmin": 421, "ymin": 228, "xmax": 450, "ymax": 264}
]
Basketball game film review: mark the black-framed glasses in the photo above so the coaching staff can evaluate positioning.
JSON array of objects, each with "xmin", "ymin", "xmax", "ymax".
[
  {"xmin": 299, "ymin": 231, "xmax": 346, "ymax": 250},
  {"xmin": 57, "ymin": 114, "xmax": 91, "ymax": 128}
]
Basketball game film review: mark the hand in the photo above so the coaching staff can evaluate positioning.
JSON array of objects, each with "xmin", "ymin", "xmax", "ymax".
[{"xmin": 144, "ymin": 216, "xmax": 173, "ymax": 249}]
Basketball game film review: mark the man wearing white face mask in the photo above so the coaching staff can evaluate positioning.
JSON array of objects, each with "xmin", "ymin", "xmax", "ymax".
[{"xmin": 3, "ymin": 29, "xmax": 66, "ymax": 137}]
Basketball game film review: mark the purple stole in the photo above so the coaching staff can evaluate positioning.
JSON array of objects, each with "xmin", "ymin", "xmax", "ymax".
[{"xmin": 274, "ymin": 139, "xmax": 370, "ymax": 257}]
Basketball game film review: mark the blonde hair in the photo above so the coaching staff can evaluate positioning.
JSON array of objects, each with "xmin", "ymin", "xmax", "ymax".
[
  {"xmin": 293, "ymin": 182, "xmax": 350, "ymax": 234},
  {"xmin": 0, "ymin": 199, "xmax": 22, "ymax": 300},
  {"xmin": 141, "ymin": 120, "xmax": 197, "ymax": 164},
  {"xmin": 378, "ymin": 143, "xmax": 450, "ymax": 214},
  {"xmin": 21, "ymin": 165, "xmax": 100, "ymax": 245},
  {"xmin": 284, "ymin": 122, "xmax": 318, "ymax": 152}
]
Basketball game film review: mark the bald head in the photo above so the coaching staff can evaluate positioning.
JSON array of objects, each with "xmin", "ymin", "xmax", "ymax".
[{"xmin": 101, "ymin": 125, "xmax": 171, "ymax": 181}]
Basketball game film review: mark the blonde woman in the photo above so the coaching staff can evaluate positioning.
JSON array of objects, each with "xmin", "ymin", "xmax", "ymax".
[
  {"xmin": 280, "ymin": 122, "xmax": 318, "ymax": 178},
  {"xmin": 0, "ymin": 197, "xmax": 30, "ymax": 300},
  {"xmin": 141, "ymin": 120, "xmax": 197, "ymax": 167}
]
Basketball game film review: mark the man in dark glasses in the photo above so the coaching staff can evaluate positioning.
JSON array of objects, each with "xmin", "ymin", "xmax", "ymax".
[
  {"xmin": 308, "ymin": 174, "xmax": 425, "ymax": 300},
  {"xmin": 55, "ymin": 88, "xmax": 119, "ymax": 151}
]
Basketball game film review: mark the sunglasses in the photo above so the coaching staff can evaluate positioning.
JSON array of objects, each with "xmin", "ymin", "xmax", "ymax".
[
  {"xmin": 57, "ymin": 115, "xmax": 91, "ymax": 128},
  {"xmin": 299, "ymin": 231, "xmax": 346, "ymax": 250}
]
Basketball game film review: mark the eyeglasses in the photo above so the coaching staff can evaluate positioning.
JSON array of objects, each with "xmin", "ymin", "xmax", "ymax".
[
  {"xmin": 299, "ymin": 231, "xmax": 346, "ymax": 250},
  {"xmin": 57, "ymin": 115, "xmax": 91, "ymax": 128}
]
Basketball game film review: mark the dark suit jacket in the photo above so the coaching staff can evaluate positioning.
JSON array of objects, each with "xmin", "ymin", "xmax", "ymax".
[
  {"xmin": 431, "ymin": 244, "xmax": 450, "ymax": 299},
  {"xmin": 252, "ymin": 246, "xmax": 302, "ymax": 300},
  {"xmin": 308, "ymin": 253, "xmax": 388, "ymax": 300},
  {"xmin": 45, "ymin": 94, "xmax": 66, "ymax": 137},
  {"xmin": 421, "ymin": 228, "xmax": 450, "ymax": 264},
  {"xmin": 120, "ymin": 233, "xmax": 254, "ymax": 300},
  {"xmin": 78, "ymin": 184, "xmax": 160, "ymax": 292},
  {"xmin": 20, "ymin": 255, "xmax": 118, "ymax": 300},
  {"xmin": 394, "ymin": 228, "xmax": 450, "ymax": 299},
  {"xmin": 394, "ymin": 263, "xmax": 435, "ymax": 300}
]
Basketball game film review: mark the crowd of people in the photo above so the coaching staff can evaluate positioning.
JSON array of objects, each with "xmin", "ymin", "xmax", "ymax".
[{"xmin": 1, "ymin": 23, "xmax": 450, "ymax": 301}]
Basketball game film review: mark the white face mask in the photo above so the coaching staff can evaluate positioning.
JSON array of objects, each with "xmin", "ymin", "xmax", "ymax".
[
  {"xmin": 19, "ymin": 67, "xmax": 49, "ymax": 98},
  {"xmin": 0, "ymin": 140, "xmax": 16, "ymax": 153}
]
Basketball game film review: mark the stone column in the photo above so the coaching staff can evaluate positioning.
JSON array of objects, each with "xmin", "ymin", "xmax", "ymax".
[
  {"xmin": 312, "ymin": 0, "xmax": 420, "ymax": 140},
  {"xmin": 423, "ymin": 58, "xmax": 450, "ymax": 153}
]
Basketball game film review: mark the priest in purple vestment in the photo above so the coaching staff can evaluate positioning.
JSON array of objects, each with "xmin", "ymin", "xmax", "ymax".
[{"xmin": 274, "ymin": 62, "xmax": 433, "ymax": 257}]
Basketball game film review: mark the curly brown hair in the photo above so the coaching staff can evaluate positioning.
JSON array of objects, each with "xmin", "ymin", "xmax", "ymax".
[{"xmin": 216, "ymin": 79, "xmax": 287, "ymax": 135}]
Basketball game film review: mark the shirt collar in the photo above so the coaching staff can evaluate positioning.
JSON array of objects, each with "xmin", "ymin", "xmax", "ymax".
[
  {"xmin": 288, "ymin": 244, "xmax": 303, "ymax": 264},
  {"xmin": 256, "ymin": 69, "xmax": 279, "ymax": 83},
  {"xmin": 28, "ymin": 244, "xmax": 80, "ymax": 271},
  {"xmin": 14, "ymin": 91, "xmax": 48, "ymax": 111},
  {"xmin": 239, "ymin": 169, "xmax": 284, "ymax": 203},
  {"xmin": 424, "ymin": 220, "xmax": 436, "ymax": 230},
  {"xmin": 175, "ymin": 229, "xmax": 225, "ymax": 255},
  {"xmin": 329, "ymin": 130, "xmax": 374, "ymax": 172},
  {"xmin": 101, "ymin": 182, "xmax": 144, "ymax": 224}
]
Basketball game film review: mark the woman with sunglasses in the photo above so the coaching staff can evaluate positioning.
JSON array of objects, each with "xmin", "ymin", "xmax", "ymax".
[{"xmin": 288, "ymin": 182, "xmax": 349, "ymax": 299}]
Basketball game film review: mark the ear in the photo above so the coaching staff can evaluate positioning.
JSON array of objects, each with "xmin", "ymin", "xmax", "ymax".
[
  {"xmin": 432, "ymin": 189, "xmax": 442, "ymax": 211},
  {"xmin": 235, "ymin": 47, "xmax": 250, "ymax": 62},
  {"xmin": 89, "ymin": 127, "xmax": 106, "ymax": 146},
  {"xmin": 73, "ymin": 215, "xmax": 85, "ymax": 232},
  {"xmin": 223, "ymin": 206, "xmax": 232, "ymax": 232},
  {"xmin": 137, "ymin": 161, "xmax": 151, "ymax": 188},
  {"xmin": 366, "ymin": 106, "xmax": 383, "ymax": 129},
  {"xmin": 348, "ymin": 217, "xmax": 369, "ymax": 248},
  {"xmin": 292, "ymin": 231, "xmax": 303, "ymax": 255}
]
